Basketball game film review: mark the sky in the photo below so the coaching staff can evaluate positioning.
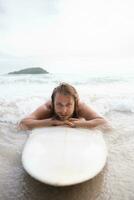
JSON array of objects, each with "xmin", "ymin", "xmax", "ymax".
[{"xmin": 0, "ymin": 0, "xmax": 134, "ymax": 74}]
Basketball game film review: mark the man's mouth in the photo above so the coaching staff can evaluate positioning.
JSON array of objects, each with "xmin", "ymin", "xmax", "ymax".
[{"xmin": 59, "ymin": 115, "xmax": 68, "ymax": 120}]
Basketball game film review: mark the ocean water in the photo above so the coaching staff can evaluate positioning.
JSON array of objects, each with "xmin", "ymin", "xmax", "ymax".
[{"xmin": 0, "ymin": 72, "xmax": 134, "ymax": 200}]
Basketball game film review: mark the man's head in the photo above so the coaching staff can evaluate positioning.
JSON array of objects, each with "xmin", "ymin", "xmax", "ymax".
[{"xmin": 51, "ymin": 83, "xmax": 79, "ymax": 120}]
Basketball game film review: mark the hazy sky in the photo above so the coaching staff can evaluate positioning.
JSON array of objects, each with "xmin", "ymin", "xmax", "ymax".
[{"xmin": 0, "ymin": 0, "xmax": 134, "ymax": 74}]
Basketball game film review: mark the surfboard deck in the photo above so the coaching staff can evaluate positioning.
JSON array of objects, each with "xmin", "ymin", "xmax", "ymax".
[{"xmin": 22, "ymin": 127, "xmax": 107, "ymax": 186}]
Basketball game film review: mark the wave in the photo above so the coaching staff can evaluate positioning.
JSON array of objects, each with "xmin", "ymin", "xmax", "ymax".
[
  {"xmin": 0, "ymin": 74, "xmax": 52, "ymax": 84},
  {"xmin": 91, "ymin": 97, "xmax": 134, "ymax": 114},
  {"xmin": 1, "ymin": 73, "xmax": 134, "ymax": 85}
]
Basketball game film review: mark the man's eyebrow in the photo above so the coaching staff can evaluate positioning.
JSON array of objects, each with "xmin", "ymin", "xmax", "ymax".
[
  {"xmin": 56, "ymin": 102, "xmax": 64, "ymax": 105},
  {"xmin": 67, "ymin": 102, "xmax": 73, "ymax": 105},
  {"xmin": 56, "ymin": 102, "xmax": 73, "ymax": 106}
]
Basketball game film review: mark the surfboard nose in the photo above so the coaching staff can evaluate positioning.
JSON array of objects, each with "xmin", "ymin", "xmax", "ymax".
[{"xmin": 22, "ymin": 127, "xmax": 108, "ymax": 186}]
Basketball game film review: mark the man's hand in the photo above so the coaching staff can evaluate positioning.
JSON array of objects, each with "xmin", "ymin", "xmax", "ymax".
[
  {"xmin": 67, "ymin": 118, "xmax": 86, "ymax": 128},
  {"xmin": 50, "ymin": 118, "xmax": 75, "ymax": 127}
]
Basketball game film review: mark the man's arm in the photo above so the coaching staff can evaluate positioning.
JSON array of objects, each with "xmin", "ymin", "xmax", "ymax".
[
  {"xmin": 19, "ymin": 117, "xmax": 72, "ymax": 130},
  {"xmin": 69, "ymin": 117, "xmax": 107, "ymax": 129},
  {"xmin": 19, "ymin": 101, "xmax": 52, "ymax": 130},
  {"xmin": 69, "ymin": 102, "xmax": 108, "ymax": 129},
  {"xmin": 19, "ymin": 101, "xmax": 74, "ymax": 130}
]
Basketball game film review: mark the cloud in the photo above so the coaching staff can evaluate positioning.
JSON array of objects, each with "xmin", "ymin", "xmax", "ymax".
[
  {"xmin": 0, "ymin": 1, "xmax": 6, "ymax": 29},
  {"xmin": 0, "ymin": 0, "xmax": 5, "ymax": 13},
  {"xmin": 0, "ymin": 0, "xmax": 134, "ymax": 74}
]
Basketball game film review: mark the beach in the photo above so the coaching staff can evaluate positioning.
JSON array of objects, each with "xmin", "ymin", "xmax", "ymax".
[{"xmin": 0, "ymin": 73, "xmax": 134, "ymax": 200}]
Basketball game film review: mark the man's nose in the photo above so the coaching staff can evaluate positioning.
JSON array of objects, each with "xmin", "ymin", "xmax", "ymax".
[{"xmin": 61, "ymin": 106, "xmax": 67, "ymax": 114}]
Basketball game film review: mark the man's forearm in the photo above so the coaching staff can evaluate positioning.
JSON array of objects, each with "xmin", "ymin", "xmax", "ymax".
[
  {"xmin": 19, "ymin": 118, "xmax": 52, "ymax": 130},
  {"xmin": 19, "ymin": 118, "xmax": 71, "ymax": 130},
  {"xmin": 74, "ymin": 118, "xmax": 107, "ymax": 129}
]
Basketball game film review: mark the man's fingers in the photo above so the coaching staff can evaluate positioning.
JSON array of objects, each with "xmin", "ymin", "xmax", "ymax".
[
  {"xmin": 53, "ymin": 119, "xmax": 76, "ymax": 128},
  {"xmin": 65, "ymin": 121, "xmax": 73, "ymax": 126},
  {"xmin": 53, "ymin": 120, "xmax": 64, "ymax": 126},
  {"xmin": 64, "ymin": 121, "xmax": 76, "ymax": 127}
]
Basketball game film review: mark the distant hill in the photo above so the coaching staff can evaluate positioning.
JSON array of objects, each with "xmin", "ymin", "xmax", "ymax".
[{"xmin": 8, "ymin": 67, "xmax": 49, "ymax": 74}]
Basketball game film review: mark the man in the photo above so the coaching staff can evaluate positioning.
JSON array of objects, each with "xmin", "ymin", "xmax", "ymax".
[{"xmin": 19, "ymin": 83, "xmax": 108, "ymax": 130}]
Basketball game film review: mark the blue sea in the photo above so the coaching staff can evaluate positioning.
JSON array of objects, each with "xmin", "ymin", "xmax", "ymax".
[{"xmin": 0, "ymin": 72, "xmax": 134, "ymax": 199}]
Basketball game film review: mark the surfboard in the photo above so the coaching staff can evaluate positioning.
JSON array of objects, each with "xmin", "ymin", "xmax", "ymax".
[{"xmin": 22, "ymin": 127, "xmax": 107, "ymax": 186}]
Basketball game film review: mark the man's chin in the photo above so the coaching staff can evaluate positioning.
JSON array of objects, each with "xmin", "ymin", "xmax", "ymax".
[
  {"xmin": 59, "ymin": 116, "xmax": 69, "ymax": 121},
  {"xmin": 60, "ymin": 117, "xmax": 68, "ymax": 121}
]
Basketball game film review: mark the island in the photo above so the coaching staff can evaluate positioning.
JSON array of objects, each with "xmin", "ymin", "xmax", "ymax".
[{"xmin": 8, "ymin": 67, "xmax": 49, "ymax": 74}]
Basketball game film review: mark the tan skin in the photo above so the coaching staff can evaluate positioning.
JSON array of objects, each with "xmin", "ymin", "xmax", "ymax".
[{"xmin": 19, "ymin": 92, "xmax": 107, "ymax": 130}]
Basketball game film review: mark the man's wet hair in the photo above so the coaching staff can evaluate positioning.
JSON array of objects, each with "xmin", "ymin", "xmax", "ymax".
[{"xmin": 51, "ymin": 83, "xmax": 79, "ymax": 118}]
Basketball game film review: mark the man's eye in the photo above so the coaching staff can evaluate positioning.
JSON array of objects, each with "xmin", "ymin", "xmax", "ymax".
[{"xmin": 57, "ymin": 103, "xmax": 62, "ymax": 107}]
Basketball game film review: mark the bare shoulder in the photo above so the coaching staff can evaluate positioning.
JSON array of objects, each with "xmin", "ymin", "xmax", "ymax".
[
  {"xmin": 26, "ymin": 100, "xmax": 52, "ymax": 120},
  {"xmin": 45, "ymin": 100, "xmax": 52, "ymax": 110},
  {"xmin": 78, "ymin": 101, "xmax": 103, "ymax": 120}
]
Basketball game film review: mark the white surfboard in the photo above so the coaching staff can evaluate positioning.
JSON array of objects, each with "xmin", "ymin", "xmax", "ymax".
[{"xmin": 22, "ymin": 127, "xmax": 107, "ymax": 186}]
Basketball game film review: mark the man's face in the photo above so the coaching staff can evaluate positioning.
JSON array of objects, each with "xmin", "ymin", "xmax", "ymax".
[{"xmin": 54, "ymin": 92, "xmax": 75, "ymax": 120}]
